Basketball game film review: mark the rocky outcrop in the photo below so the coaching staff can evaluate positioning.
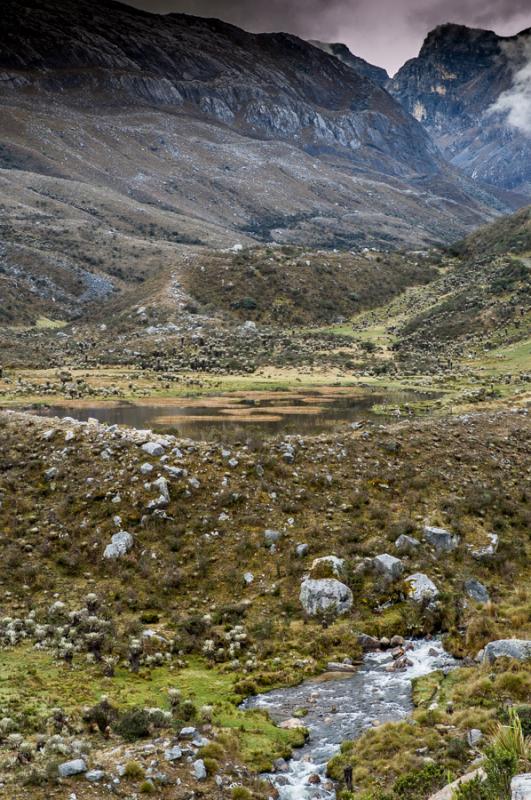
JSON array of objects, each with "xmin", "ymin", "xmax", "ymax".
[
  {"xmin": 309, "ymin": 41, "xmax": 389, "ymax": 86},
  {"xmin": 299, "ymin": 578, "xmax": 353, "ymax": 617},
  {"xmin": 388, "ymin": 23, "xmax": 531, "ymax": 197}
]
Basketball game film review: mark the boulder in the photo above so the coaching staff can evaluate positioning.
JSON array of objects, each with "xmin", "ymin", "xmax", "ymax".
[
  {"xmin": 142, "ymin": 441, "xmax": 165, "ymax": 457},
  {"xmin": 193, "ymin": 759, "xmax": 207, "ymax": 780},
  {"xmin": 103, "ymin": 531, "xmax": 133, "ymax": 559},
  {"xmin": 357, "ymin": 633, "xmax": 381, "ymax": 652},
  {"xmin": 464, "ymin": 579, "xmax": 490, "ymax": 604},
  {"xmin": 295, "ymin": 543, "xmax": 309, "ymax": 558},
  {"xmin": 310, "ymin": 555, "xmax": 346, "ymax": 578},
  {"xmin": 164, "ymin": 746, "xmax": 183, "ymax": 762},
  {"xmin": 404, "ymin": 573, "xmax": 439, "ymax": 602},
  {"xmin": 511, "ymin": 774, "xmax": 531, "ymax": 800},
  {"xmin": 395, "ymin": 534, "xmax": 420, "ymax": 554},
  {"xmin": 372, "ymin": 553, "xmax": 403, "ymax": 580},
  {"xmin": 423, "ymin": 525, "xmax": 459, "ymax": 552},
  {"xmin": 482, "ymin": 639, "xmax": 531, "ymax": 664},
  {"xmin": 58, "ymin": 758, "xmax": 87, "ymax": 777},
  {"xmin": 300, "ymin": 578, "xmax": 353, "ymax": 617}
]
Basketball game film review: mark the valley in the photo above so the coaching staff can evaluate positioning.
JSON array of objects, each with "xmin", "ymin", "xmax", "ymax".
[{"xmin": 0, "ymin": 1, "xmax": 530, "ymax": 799}]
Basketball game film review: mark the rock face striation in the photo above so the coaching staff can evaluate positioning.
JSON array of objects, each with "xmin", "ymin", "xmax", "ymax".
[{"xmin": 388, "ymin": 23, "xmax": 531, "ymax": 197}]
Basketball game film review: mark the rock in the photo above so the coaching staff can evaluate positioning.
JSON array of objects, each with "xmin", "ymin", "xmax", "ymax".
[
  {"xmin": 467, "ymin": 729, "xmax": 483, "ymax": 747},
  {"xmin": 464, "ymin": 579, "xmax": 490, "ymax": 604},
  {"xmin": 326, "ymin": 662, "xmax": 357, "ymax": 673},
  {"xmin": 296, "ymin": 543, "xmax": 309, "ymax": 557},
  {"xmin": 193, "ymin": 759, "xmax": 207, "ymax": 780},
  {"xmin": 404, "ymin": 573, "xmax": 439, "ymax": 602},
  {"xmin": 299, "ymin": 578, "xmax": 353, "ymax": 617},
  {"xmin": 372, "ymin": 553, "xmax": 403, "ymax": 579},
  {"xmin": 357, "ymin": 633, "xmax": 381, "ymax": 651},
  {"xmin": 395, "ymin": 534, "xmax": 420, "ymax": 553},
  {"xmin": 482, "ymin": 639, "xmax": 531, "ymax": 664},
  {"xmin": 140, "ymin": 462, "xmax": 153, "ymax": 475},
  {"xmin": 103, "ymin": 531, "xmax": 133, "ymax": 559},
  {"xmin": 423, "ymin": 525, "xmax": 459, "ymax": 552},
  {"xmin": 264, "ymin": 529, "xmax": 282, "ymax": 545},
  {"xmin": 471, "ymin": 533, "xmax": 499, "ymax": 560},
  {"xmin": 243, "ymin": 572, "xmax": 254, "ymax": 585},
  {"xmin": 142, "ymin": 441, "xmax": 165, "ymax": 457},
  {"xmin": 58, "ymin": 759, "xmax": 87, "ymax": 777},
  {"xmin": 164, "ymin": 746, "xmax": 183, "ymax": 762},
  {"xmin": 390, "ymin": 635, "xmax": 405, "ymax": 647},
  {"xmin": 278, "ymin": 718, "xmax": 306, "ymax": 730},
  {"xmin": 310, "ymin": 555, "xmax": 346, "ymax": 577},
  {"xmin": 179, "ymin": 726, "xmax": 197, "ymax": 739},
  {"xmin": 511, "ymin": 774, "xmax": 531, "ymax": 800},
  {"xmin": 427, "ymin": 768, "xmax": 485, "ymax": 800},
  {"xmin": 86, "ymin": 770, "xmax": 105, "ymax": 782}
]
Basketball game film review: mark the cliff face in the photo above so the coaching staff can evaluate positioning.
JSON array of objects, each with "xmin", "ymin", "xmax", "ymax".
[
  {"xmin": 309, "ymin": 41, "xmax": 389, "ymax": 87},
  {"xmin": 388, "ymin": 23, "xmax": 531, "ymax": 196}
]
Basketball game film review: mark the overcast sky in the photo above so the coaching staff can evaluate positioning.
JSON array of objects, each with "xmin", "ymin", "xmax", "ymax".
[{"xmin": 124, "ymin": 0, "xmax": 531, "ymax": 75}]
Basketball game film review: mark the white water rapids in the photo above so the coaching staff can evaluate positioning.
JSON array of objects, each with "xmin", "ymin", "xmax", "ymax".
[{"xmin": 243, "ymin": 639, "xmax": 457, "ymax": 799}]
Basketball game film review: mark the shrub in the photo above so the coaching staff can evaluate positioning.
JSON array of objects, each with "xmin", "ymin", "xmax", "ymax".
[
  {"xmin": 232, "ymin": 789, "xmax": 253, "ymax": 800},
  {"xmin": 203, "ymin": 757, "xmax": 219, "ymax": 776},
  {"xmin": 114, "ymin": 709, "xmax": 151, "ymax": 741},
  {"xmin": 139, "ymin": 779, "xmax": 156, "ymax": 794},
  {"xmin": 124, "ymin": 761, "xmax": 145, "ymax": 779}
]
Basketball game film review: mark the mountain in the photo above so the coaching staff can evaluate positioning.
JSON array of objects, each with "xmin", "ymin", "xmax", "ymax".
[
  {"xmin": 0, "ymin": 1, "xmax": 524, "ymax": 326},
  {"xmin": 388, "ymin": 23, "xmax": 531, "ymax": 196},
  {"xmin": 309, "ymin": 41, "xmax": 389, "ymax": 86}
]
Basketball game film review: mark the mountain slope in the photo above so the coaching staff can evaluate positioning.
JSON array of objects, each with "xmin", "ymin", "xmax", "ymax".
[
  {"xmin": 0, "ymin": 0, "xmax": 524, "ymax": 326},
  {"xmin": 388, "ymin": 23, "xmax": 531, "ymax": 196}
]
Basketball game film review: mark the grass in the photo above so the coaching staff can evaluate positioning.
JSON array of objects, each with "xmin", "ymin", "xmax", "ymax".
[{"xmin": 0, "ymin": 648, "xmax": 304, "ymax": 770}]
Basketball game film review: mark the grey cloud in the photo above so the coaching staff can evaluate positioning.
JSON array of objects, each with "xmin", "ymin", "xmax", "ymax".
[{"xmin": 488, "ymin": 35, "xmax": 531, "ymax": 135}]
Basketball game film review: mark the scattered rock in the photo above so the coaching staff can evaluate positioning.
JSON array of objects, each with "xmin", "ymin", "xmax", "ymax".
[
  {"xmin": 193, "ymin": 759, "xmax": 207, "ymax": 780},
  {"xmin": 404, "ymin": 573, "xmax": 439, "ymax": 602},
  {"xmin": 311, "ymin": 555, "xmax": 346, "ymax": 578},
  {"xmin": 423, "ymin": 525, "xmax": 459, "ymax": 552},
  {"xmin": 464, "ymin": 579, "xmax": 490, "ymax": 604},
  {"xmin": 142, "ymin": 441, "xmax": 165, "ymax": 457},
  {"xmin": 482, "ymin": 639, "xmax": 531, "ymax": 664},
  {"xmin": 58, "ymin": 759, "xmax": 87, "ymax": 778},
  {"xmin": 395, "ymin": 534, "xmax": 420, "ymax": 554},
  {"xmin": 103, "ymin": 531, "xmax": 133, "ymax": 559},
  {"xmin": 299, "ymin": 578, "xmax": 353, "ymax": 617},
  {"xmin": 372, "ymin": 553, "xmax": 403, "ymax": 580}
]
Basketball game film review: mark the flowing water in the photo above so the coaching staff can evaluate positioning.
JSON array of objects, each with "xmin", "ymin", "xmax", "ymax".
[{"xmin": 243, "ymin": 640, "xmax": 457, "ymax": 799}]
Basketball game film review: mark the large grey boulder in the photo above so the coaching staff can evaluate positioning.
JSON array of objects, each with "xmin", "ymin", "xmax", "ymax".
[
  {"xmin": 464, "ymin": 579, "xmax": 490, "ymax": 604},
  {"xmin": 482, "ymin": 640, "xmax": 531, "ymax": 664},
  {"xmin": 404, "ymin": 573, "xmax": 439, "ymax": 602},
  {"xmin": 372, "ymin": 553, "xmax": 403, "ymax": 580},
  {"xmin": 300, "ymin": 578, "xmax": 353, "ymax": 617},
  {"xmin": 103, "ymin": 531, "xmax": 133, "ymax": 559},
  {"xmin": 58, "ymin": 758, "xmax": 87, "ymax": 777},
  {"xmin": 511, "ymin": 774, "xmax": 531, "ymax": 800},
  {"xmin": 423, "ymin": 525, "xmax": 459, "ymax": 552}
]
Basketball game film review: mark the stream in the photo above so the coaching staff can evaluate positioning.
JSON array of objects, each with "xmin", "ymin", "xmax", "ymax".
[{"xmin": 243, "ymin": 639, "xmax": 457, "ymax": 799}]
